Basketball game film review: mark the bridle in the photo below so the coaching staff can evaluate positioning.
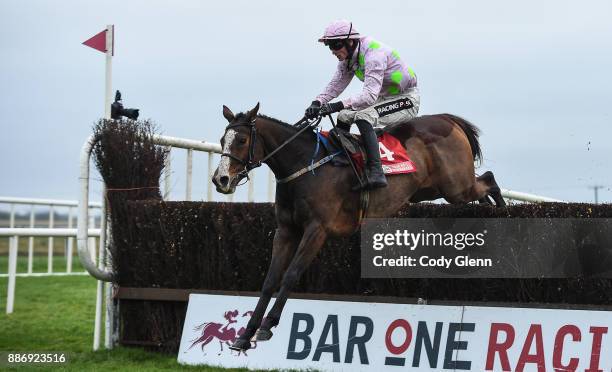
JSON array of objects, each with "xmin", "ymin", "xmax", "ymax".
[{"xmin": 220, "ymin": 115, "xmax": 323, "ymax": 185}]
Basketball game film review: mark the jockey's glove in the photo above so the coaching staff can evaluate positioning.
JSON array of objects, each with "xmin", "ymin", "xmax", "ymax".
[
  {"xmin": 319, "ymin": 101, "xmax": 344, "ymax": 116},
  {"xmin": 305, "ymin": 100, "xmax": 322, "ymax": 119}
]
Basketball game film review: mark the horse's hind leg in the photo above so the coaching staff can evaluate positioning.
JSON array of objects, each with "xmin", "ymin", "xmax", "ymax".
[
  {"xmin": 452, "ymin": 171, "xmax": 505, "ymax": 207},
  {"xmin": 477, "ymin": 171, "xmax": 506, "ymax": 207}
]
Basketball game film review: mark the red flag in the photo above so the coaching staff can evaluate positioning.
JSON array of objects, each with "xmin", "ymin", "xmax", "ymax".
[{"xmin": 82, "ymin": 27, "xmax": 113, "ymax": 54}]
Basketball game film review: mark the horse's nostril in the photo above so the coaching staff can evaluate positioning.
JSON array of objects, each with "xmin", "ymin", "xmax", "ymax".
[{"xmin": 219, "ymin": 176, "xmax": 229, "ymax": 187}]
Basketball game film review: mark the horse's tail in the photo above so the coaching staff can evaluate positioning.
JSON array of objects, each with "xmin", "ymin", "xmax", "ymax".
[{"xmin": 441, "ymin": 113, "xmax": 482, "ymax": 164}]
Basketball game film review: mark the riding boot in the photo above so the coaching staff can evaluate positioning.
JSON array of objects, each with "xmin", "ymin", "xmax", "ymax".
[
  {"xmin": 336, "ymin": 119, "xmax": 351, "ymax": 132},
  {"xmin": 355, "ymin": 119, "xmax": 388, "ymax": 189}
]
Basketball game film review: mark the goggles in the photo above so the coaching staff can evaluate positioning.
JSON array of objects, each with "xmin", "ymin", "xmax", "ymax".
[{"xmin": 325, "ymin": 40, "xmax": 345, "ymax": 51}]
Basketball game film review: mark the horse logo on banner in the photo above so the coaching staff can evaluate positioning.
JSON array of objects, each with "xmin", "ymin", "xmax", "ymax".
[{"xmin": 187, "ymin": 309, "xmax": 255, "ymax": 355}]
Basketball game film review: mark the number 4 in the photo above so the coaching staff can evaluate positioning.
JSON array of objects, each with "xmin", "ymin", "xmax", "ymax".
[{"xmin": 378, "ymin": 142, "xmax": 395, "ymax": 161}]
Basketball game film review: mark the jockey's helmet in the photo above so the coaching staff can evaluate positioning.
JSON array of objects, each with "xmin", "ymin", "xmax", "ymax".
[{"xmin": 318, "ymin": 20, "xmax": 360, "ymax": 47}]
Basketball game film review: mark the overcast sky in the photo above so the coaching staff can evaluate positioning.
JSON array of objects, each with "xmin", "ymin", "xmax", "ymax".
[{"xmin": 1, "ymin": 0, "xmax": 611, "ymax": 206}]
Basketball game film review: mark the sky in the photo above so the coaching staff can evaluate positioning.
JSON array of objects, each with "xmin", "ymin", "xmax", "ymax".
[{"xmin": 1, "ymin": 0, "xmax": 611, "ymax": 206}]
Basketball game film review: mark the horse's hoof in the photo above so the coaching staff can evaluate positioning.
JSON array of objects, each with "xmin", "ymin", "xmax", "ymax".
[
  {"xmin": 255, "ymin": 328, "xmax": 273, "ymax": 341},
  {"xmin": 229, "ymin": 338, "xmax": 251, "ymax": 352}
]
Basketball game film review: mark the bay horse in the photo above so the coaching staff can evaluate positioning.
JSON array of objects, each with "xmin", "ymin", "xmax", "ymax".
[{"xmin": 211, "ymin": 103, "xmax": 505, "ymax": 351}]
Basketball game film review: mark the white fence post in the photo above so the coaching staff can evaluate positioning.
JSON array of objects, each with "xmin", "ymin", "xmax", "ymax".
[
  {"xmin": 207, "ymin": 153, "xmax": 214, "ymax": 202},
  {"xmin": 268, "ymin": 170, "xmax": 275, "ymax": 202},
  {"xmin": 6, "ymin": 236, "xmax": 18, "ymax": 314},
  {"xmin": 9, "ymin": 204, "xmax": 15, "ymax": 228},
  {"xmin": 67, "ymin": 207, "xmax": 74, "ymax": 273},
  {"xmin": 47, "ymin": 205, "xmax": 54, "ymax": 273},
  {"xmin": 93, "ymin": 189, "xmax": 108, "ymax": 351},
  {"xmin": 88, "ymin": 213, "xmax": 96, "ymax": 263},
  {"xmin": 28, "ymin": 205, "xmax": 34, "ymax": 274},
  {"xmin": 248, "ymin": 171, "xmax": 255, "ymax": 202},
  {"xmin": 186, "ymin": 149, "xmax": 193, "ymax": 201},
  {"xmin": 164, "ymin": 147, "xmax": 172, "ymax": 200}
]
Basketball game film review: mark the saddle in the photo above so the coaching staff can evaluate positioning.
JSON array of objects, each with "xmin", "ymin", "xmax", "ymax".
[
  {"xmin": 319, "ymin": 127, "xmax": 361, "ymax": 166},
  {"xmin": 319, "ymin": 126, "xmax": 387, "ymax": 166}
]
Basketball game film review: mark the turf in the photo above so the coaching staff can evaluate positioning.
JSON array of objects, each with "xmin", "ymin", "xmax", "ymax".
[
  {"xmin": 0, "ymin": 256, "xmax": 86, "ymax": 276},
  {"xmin": 0, "ymin": 276, "xmax": 259, "ymax": 371}
]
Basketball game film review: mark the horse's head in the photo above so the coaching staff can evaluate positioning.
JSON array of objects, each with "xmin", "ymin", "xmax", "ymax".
[{"xmin": 212, "ymin": 103, "xmax": 261, "ymax": 194}]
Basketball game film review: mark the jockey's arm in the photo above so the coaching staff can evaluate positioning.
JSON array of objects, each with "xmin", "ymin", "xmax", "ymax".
[
  {"xmin": 315, "ymin": 62, "xmax": 354, "ymax": 104},
  {"xmin": 342, "ymin": 53, "xmax": 386, "ymax": 110}
]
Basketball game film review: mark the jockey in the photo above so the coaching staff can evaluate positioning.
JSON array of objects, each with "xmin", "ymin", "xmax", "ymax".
[{"xmin": 305, "ymin": 20, "xmax": 420, "ymax": 189}]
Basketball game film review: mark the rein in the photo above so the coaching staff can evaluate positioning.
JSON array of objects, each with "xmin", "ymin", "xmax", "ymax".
[{"xmin": 221, "ymin": 116, "xmax": 323, "ymax": 183}]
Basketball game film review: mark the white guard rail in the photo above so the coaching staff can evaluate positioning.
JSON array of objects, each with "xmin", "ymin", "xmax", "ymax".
[
  {"xmin": 0, "ymin": 197, "xmax": 102, "ymax": 276},
  {"xmin": 500, "ymin": 189, "xmax": 564, "ymax": 203},
  {"xmin": 0, "ymin": 196, "xmax": 103, "ymax": 316},
  {"xmin": 0, "ymin": 228, "xmax": 101, "ymax": 314}
]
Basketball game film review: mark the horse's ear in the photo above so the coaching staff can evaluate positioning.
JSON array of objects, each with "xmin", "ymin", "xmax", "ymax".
[
  {"xmin": 222, "ymin": 105, "xmax": 235, "ymax": 123},
  {"xmin": 246, "ymin": 102, "xmax": 260, "ymax": 121}
]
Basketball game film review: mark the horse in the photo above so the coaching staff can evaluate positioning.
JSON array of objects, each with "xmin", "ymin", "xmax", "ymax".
[{"xmin": 211, "ymin": 102, "xmax": 505, "ymax": 351}]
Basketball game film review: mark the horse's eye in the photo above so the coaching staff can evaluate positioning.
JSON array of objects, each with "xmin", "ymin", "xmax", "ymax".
[{"xmin": 239, "ymin": 138, "xmax": 247, "ymax": 144}]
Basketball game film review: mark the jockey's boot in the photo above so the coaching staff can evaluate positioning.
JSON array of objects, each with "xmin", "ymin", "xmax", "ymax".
[
  {"xmin": 336, "ymin": 118, "xmax": 351, "ymax": 132},
  {"xmin": 355, "ymin": 120, "xmax": 388, "ymax": 189}
]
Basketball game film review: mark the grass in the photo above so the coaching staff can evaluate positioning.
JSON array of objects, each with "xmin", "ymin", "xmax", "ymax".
[
  {"xmin": 0, "ymin": 276, "xmax": 256, "ymax": 371},
  {"xmin": 0, "ymin": 256, "xmax": 85, "ymax": 276}
]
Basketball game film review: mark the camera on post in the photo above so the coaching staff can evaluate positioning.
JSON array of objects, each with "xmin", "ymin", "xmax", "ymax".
[{"xmin": 110, "ymin": 90, "xmax": 140, "ymax": 120}]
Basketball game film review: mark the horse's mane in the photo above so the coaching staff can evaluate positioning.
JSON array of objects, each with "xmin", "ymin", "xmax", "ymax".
[
  {"xmin": 258, "ymin": 114, "xmax": 298, "ymax": 130},
  {"xmin": 235, "ymin": 112, "xmax": 299, "ymax": 132}
]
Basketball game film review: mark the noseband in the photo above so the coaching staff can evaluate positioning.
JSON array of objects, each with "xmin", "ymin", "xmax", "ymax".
[{"xmin": 220, "ymin": 119, "xmax": 260, "ymax": 183}]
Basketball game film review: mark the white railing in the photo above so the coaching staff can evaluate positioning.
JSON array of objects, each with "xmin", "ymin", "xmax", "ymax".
[
  {"xmin": 0, "ymin": 197, "xmax": 103, "ymax": 316},
  {"xmin": 0, "ymin": 228, "xmax": 101, "ymax": 315},
  {"xmin": 500, "ymin": 189, "xmax": 563, "ymax": 203},
  {"xmin": 155, "ymin": 135, "xmax": 275, "ymax": 203},
  {"xmin": 0, "ymin": 197, "xmax": 102, "ymax": 276}
]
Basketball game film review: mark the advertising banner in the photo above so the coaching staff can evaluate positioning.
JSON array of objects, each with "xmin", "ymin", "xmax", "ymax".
[{"xmin": 178, "ymin": 294, "xmax": 611, "ymax": 371}]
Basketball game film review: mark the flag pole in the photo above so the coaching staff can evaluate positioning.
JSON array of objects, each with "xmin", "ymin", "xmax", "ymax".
[
  {"xmin": 104, "ymin": 25, "xmax": 114, "ymax": 119},
  {"xmin": 97, "ymin": 24, "xmax": 113, "ymax": 352},
  {"xmin": 82, "ymin": 23, "xmax": 115, "ymax": 351}
]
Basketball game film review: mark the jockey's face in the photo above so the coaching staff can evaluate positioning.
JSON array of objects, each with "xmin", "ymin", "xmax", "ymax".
[
  {"xmin": 328, "ymin": 39, "xmax": 354, "ymax": 61},
  {"xmin": 332, "ymin": 45, "xmax": 350, "ymax": 61}
]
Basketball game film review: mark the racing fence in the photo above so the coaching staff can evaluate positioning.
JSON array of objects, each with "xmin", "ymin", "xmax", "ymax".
[{"xmin": 115, "ymin": 201, "xmax": 612, "ymax": 353}]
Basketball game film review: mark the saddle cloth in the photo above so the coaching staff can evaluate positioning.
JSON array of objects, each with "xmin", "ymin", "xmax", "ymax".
[{"xmin": 320, "ymin": 131, "xmax": 417, "ymax": 175}]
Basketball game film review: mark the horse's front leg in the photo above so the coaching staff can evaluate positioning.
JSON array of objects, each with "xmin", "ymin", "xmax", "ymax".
[
  {"xmin": 230, "ymin": 226, "xmax": 298, "ymax": 351},
  {"xmin": 255, "ymin": 222, "xmax": 327, "ymax": 341}
]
